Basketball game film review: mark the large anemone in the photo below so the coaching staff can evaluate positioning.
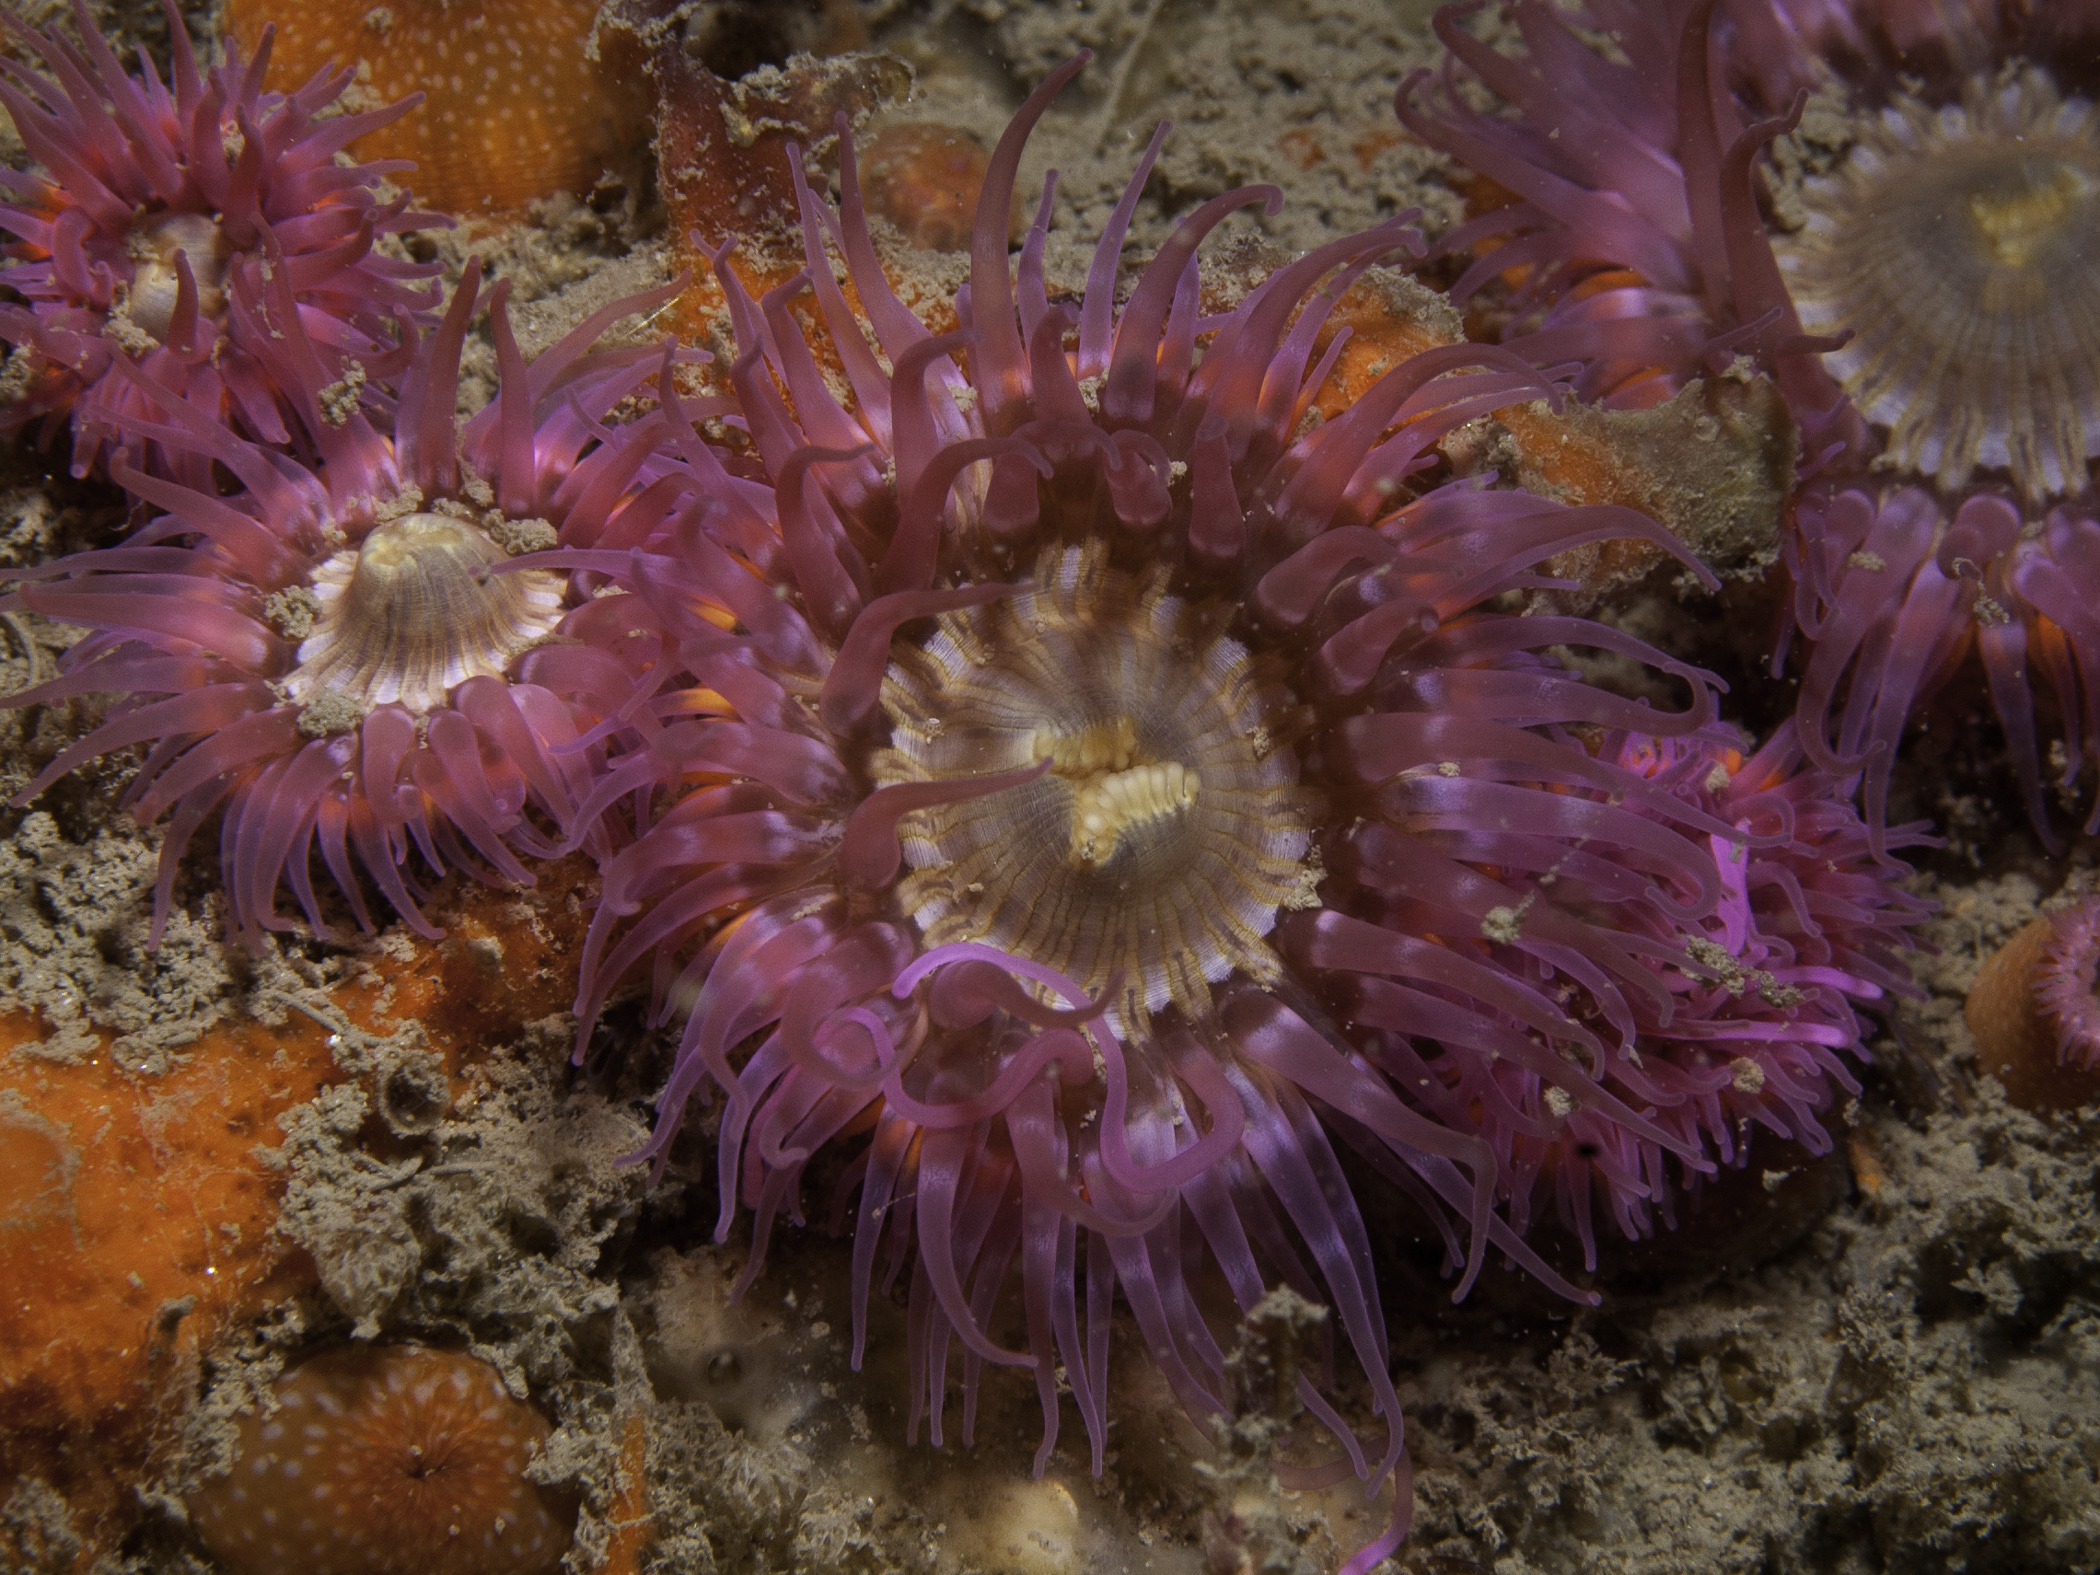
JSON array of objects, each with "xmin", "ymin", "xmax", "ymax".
[
  {"xmin": 1400, "ymin": 0, "xmax": 2100, "ymax": 844},
  {"xmin": 553, "ymin": 55, "xmax": 1803, "ymax": 1567},
  {"xmin": 0, "ymin": 0, "xmax": 443, "ymax": 475},
  {"xmin": 1, "ymin": 257, "xmax": 694, "ymax": 947}
]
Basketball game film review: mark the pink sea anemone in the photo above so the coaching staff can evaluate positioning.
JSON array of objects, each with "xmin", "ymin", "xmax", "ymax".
[
  {"xmin": 1, "ymin": 255, "xmax": 697, "ymax": 948},
  {"xmin": 1401, "ymin": 0, "xmax": 2100, "ymax": 844},
  {"xmin": 0, "ymin": 0, "xmax": 443, "ymax": 474},
  {"xmin": 549, "ymin": 54, "xmax": 1805, "ymax": 1569},
  {"xmin": 1375, "ymin": 719, "xmax": 1929, "ymax": 1267},
  {"xmin": 1392, "ymin": 0, "xmax": 1856, "ymax": 450},
  {"xmin": 2035, "ymin": 895, "xmax": 2100, "ymax": 1072},
  {"xmin": 1783, "ymin": 487, "xmax": 2100, "ymax": 849}
]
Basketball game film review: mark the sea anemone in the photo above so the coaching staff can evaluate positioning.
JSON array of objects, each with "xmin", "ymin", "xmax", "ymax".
[
  {"xmin": 0, "ymin": 0, "xmax": 442, "ymax": 473},
  {"xmin": 1389, "ymin": 718, "xmax": 1929, "ymax": 1267},
  {"xmin": 1, "ymin": 254, "xmax": 695, "ymax": 948},
  {"xmin": 1965, "ymin": 893, "xmax": 2100, "ymax": 1112},
  {"xmin": 1768, "ymin": 28, "xmax": 2100, "ymax": 842},
  {"xmin": 557, "ymin": 54, "xmax": 1772, "ymax": 1567},
  {"xmin": 1772, "ymin": 64, "xmax": 2100, "ymax": 500},
  {"xmin": 185, "ymin": 1345, "xmax": 575, "ymax": 1575},
  {"xmin": 2034, "ymin": 896, "xmax": 2100, "ymax": 1072},
  {"xmin": 1399, "ymin": 0, "xmax": 2100, "ymax": 844},
  {"xmin": 1392, "ymin": 0, "xmax": 1855, "ymax": 447}
]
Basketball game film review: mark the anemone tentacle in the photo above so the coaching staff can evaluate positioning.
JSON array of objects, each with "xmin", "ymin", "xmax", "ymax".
[
  {"xmin": 1355, "ymin": 717, "xmax": 1930, "ymax": 1267},
  {"xmin": 1395, "ymin": 0, "xmax": 1855, "ymax": 450}
]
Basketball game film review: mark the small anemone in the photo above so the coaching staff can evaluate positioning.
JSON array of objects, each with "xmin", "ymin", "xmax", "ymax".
[
  {"xmin": 1383, "ymin": 719, "xmax": 1930, "ymax": 1268},
  {"xmin": 1964, "ymin": 890, "xmax": 2100, "ymax": 1112},
  {"xmin": 0, "ymin": 0, "xmax": 446, "ymax": 475},
  {"xmin": 1, "ymin": 254, "xmax": 703, "ymax": 947},
  {"xmin": 2036, "ymin": 896, "xmax": 2100, "ymax": 1072}
]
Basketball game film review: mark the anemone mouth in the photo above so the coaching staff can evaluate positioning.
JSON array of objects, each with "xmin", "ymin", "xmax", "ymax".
[
  {"xmin": 872, "ymin": 543, "xmax": 1320, "ymax": 1030},
  {"xmin": 1775, "ymin": 71, "xmax": 2100, "ymax": 500},
  {"xmin": 281, "ymin": 509, "xmax": 565, "ymax": 717},
  {"xmin": 123, "ymin": 212, "xmax": 232, "ymax": 341}
]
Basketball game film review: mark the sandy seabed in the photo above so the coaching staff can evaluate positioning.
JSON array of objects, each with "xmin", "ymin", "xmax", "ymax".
[{"xmin": 2, "ymin": 1, "xmax": 2097, "ymax": 1572}]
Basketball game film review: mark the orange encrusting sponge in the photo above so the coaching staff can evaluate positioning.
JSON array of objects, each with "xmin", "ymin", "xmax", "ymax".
[
  {"xmin": 0, "ymin": 857, "xmax": 597, "ymax": 1560},
  {"xmin": 219, "ymin": 0, "xmax": 647, "ymax": 216},
  {"xmin": 0, "ymin": 1006, "xmax": 340, "ymax": 1551}
]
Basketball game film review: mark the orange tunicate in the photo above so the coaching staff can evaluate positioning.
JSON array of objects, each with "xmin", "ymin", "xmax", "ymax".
[
  {"xmin": 187, "ymin": 1346, "xmax": 575, "ymax": 1575},
  {"xmin": 1491, "ymin": 376, "xmax": 1798, "ymax": 594},
  {"xmin": 595, "ymin": 0, "xmax": 910, "ymax": 360},
  {"xmin": 592, "ymin": 1413, "xmax": 654, "ymax": 1575},
  {"xmin": 0, "ymin": 1005, "xmax": 339, "ymax": 1558},
  {"xmin": 219, "ymin": 0, "xmax": 649, "ymax": 216},
  {"xmin": 1300, "ymin": 265, "xmax": 1469, "ymax": 428}
]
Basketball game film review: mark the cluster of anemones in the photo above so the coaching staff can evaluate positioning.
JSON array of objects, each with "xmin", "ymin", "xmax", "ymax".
[
  {"xmin": 2, "ymin": 16, "xmax": 1932, "ymax": 1573},
  {"xmin": 1400, "ymin": 0, "xmax": 2100, "ymax": 848}
]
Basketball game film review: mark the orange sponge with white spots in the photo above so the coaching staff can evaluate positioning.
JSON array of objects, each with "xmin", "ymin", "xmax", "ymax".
[
  {"xmin": 220, "ymin": 0, "xmax": 647, "ymax": 216},
  {"xmin": 188, "ymin": 1346, "xmax": 575, "ymax": 1575}
]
